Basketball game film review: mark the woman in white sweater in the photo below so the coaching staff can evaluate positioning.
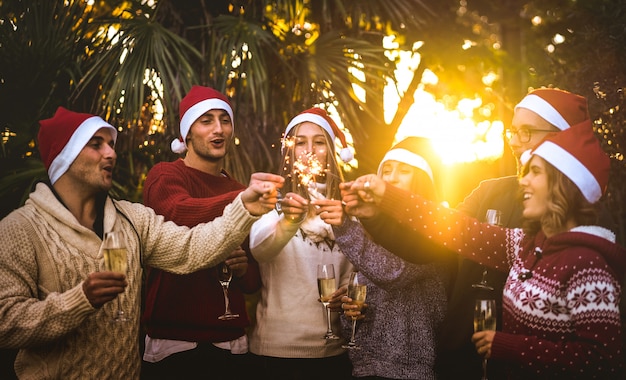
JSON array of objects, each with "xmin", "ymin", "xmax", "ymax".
[{"xmin": 248, "ymin": 107, "xmax": 355, "ymax": 379}]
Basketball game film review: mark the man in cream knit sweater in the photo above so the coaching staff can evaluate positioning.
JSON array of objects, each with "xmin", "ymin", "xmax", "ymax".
[{"xmin": 0, "ymin": 107, "xmax": 283, "ymax": 379}]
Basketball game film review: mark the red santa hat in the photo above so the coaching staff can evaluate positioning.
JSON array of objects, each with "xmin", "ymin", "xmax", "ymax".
[
  {"xmin": 378, "ymin": 136, "xmax": 435, "ymax": 184},
  {"xmin": 514, "ymin": 88, "xmax": 589, "ymax": 131},
  {"xmin": 528, "ymin": 120, "xmax": 609, "ymax": 203},
  {"xmin": 38, "ymin": 107, "xmax": 117, "ymax": 184},
  {"xmin": 282, "ymin": 107, "xmax": 354, "ymax": 163},
  {"xmin": 171, "ymin": 85, "xmax": 234, "ymax": 154}
]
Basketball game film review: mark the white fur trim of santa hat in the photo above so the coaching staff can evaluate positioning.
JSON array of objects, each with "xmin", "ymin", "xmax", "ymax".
[
  {"xmin": 282, "ymin": 108, "xmax": 354, "ymax": 163},
  {"xmin": 528, "ymin": 121, "xmax": 609, "ymax": 203},
  {"xmin": 48, "ymin": 116, "xmax": 117, "ymax": 184},
  {"xmin": 377, "ymin": 149, "xmax": 434, "ymax": 183},
  {"xmin": 171, "ymin": 86, "xmax": 234, "ymax": 154},
  {"xmin": 514, "ymin": 88, "xmax": 589, "ymax": 131}
]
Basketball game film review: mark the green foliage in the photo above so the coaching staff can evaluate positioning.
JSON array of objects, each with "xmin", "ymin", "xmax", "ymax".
[{"xmin": 1, "ymin": 0, "xmax": 624, "ymax": 245}]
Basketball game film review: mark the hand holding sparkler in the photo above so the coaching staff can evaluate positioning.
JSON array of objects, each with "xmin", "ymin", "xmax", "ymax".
[
  {"xmin": 240, "ymin": 172, "xmax": 285, "ymax": 216},
  {"xmin": 280, "ymin": 192, "xmax": 309, "ymax": 224},
  {"xmin": 313, "ymin": 198, "xmax": 344, "ymax": 226},
  {"xmin": 349, "ymin": 175, "xmax": 385, "ymax": 204},
  {"xmin": 339, "ymin": 180, "xmax": 382, "ymax": 219}
]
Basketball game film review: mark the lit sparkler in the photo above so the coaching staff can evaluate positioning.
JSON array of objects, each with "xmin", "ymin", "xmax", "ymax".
[{"xmin": 293, "ymin": 152, "xmax": 325, "ymax": 200}]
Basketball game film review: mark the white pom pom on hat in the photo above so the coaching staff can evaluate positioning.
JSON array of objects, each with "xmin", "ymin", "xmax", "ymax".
[
  {"xmin": 282, "ymin": 107, "xmax": 354, "ymax": 163},
  {"xmin": 171, "ymin": 86, "xmax": 234, "ymax": 154}
]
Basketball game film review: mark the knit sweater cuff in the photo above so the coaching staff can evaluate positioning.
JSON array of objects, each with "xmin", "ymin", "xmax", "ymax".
[
  {"xmin": 491, "ymin": 331, "xmax": 524, "ymax": 362},
  {"xmin": 67, "ymin": 282, "xmax": 97, "ymax": 318},
  {"xmin": 332, "ymin": 216, "xmax": 357, "ymax": 237},
  {"xmin": 379, "ymin": 184, "xmax": 413, "ymax": 218},
  {"xmin": 229, "ymin": 193, "xmax": 261, "ymax": 228}
]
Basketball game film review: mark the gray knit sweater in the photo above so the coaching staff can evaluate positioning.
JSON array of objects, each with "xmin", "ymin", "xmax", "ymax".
[
  {"xmin": 334, "ymin": 218, "xmax": 449, "ymax": 379},
  {"xmin": 0, "ymin": 183, "xmax": 259, "ymax": 379}
]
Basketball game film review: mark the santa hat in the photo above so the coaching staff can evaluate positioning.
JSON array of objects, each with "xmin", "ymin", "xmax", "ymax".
[
  {"xmin": 528, "ymin": 121, "xmax": 609, "ymax": 203},
  {"xmin": 38, "ymin": 107, "xmax": 117, "ymax": 185},
  {"xmin": 515, "ymin": 88, "xmax": 589, "ymax": 131},
  {"xmin": 282, "ymin": 107, "xmax": 354, "ymax": 163},
  {"xmin": 171, "ymin": 85, "xmax": 234, "ymax": 154},
  {"xmin": 377, "ymin": 136, "xmax": 435, "ymax": 183}
]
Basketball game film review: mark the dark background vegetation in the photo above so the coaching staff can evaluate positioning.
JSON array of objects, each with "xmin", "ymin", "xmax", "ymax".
[{"xmin": 1, "ymin": 0, "xmax": 624, "ymax": 242}]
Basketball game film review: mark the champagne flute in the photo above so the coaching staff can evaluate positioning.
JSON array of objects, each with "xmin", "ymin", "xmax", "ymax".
[
  {"xmin": 317, "ymin": 264, "xmax": 339, "ymax": 339},
  {"xmin": 474, "ymin": 299, "xmax": 497, "ymax": 380},
  {"xmin": 472, "ymin": 209, "xmax": 502, "ymax": 291},
  {"xmin": 102, "ymin": 231, "xmax": 129, "ymax": 322},
  {"xmin": 217, "ymin": 262, "xmax": 239, "ymax": 320},
  {"xmin": 342, "ymin": 271, "xmax": 367, "ymax": 349}
]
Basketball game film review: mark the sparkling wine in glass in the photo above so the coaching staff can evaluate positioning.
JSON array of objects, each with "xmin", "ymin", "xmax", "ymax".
[
  {"xmin": 342, "ymin": 271, "xmax": 367, "ymax": 350},
  {"xmin": 474, "ymin": 299, "xmax": 497, "ymax": 380},
  {"xmin": 317, "ymin": 264, "xmax": 339, "ymax": 340},
  {"xmin": 102, "ymin": 231, "xmax": 129, "ymax": 322},
  {"xmin": 472, "ymin": 209, "xmax": 502, "ymax": 291},
  {"xmin": 217, "ymin": 262, "xmax": 239, "ymax": 320}
]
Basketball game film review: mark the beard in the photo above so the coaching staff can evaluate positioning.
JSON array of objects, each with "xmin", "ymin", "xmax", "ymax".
[{"xmin": 187, "ymin": 136, "xmax": 229, "ymax": 162}]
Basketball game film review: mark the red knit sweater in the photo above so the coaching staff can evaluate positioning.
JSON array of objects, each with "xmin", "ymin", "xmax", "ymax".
[
  {"xmin": 379, "ymin": 184, "xmax": 626, "ymax": 379},
  {"xmin": 142, "ymin": 159, "xmax": 261, "ymax": 342}
]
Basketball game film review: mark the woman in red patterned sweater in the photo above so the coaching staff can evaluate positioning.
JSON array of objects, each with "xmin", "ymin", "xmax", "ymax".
[{"xmin": 341, "ymin": 121, "xmax": 625, "ymax": 379}]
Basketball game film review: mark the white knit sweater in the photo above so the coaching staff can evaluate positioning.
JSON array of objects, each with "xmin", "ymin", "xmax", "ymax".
[
  {"xmin": 0, "ymin": 183, "xmax": 259, "ymax": 379},
  {"xmin": 248, "ymin": 209, "xmax": 354, "ymax": 358}
]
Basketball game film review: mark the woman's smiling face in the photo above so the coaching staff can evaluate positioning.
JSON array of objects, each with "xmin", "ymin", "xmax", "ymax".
[
  {"xmin": 293, "ymin": 122, "xmax": 328, "ymax": 168},
  {"xmin": 519, "ymin": 155, "xmax": 550, "ymax": 221}
]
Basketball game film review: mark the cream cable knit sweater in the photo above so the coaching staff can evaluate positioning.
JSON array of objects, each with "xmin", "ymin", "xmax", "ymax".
[
  {"xmin": 0, "ymin": 183, "xmax": 259, "ymax": 379},
  {"xmin": 248, "ymin": 210, "xmax": 354, "ymax": 358}
]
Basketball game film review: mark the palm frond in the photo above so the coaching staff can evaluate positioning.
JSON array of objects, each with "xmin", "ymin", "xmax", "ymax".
[{"xmin": 73, "ymin": 13, "xmax": 202, "ymax": 126}]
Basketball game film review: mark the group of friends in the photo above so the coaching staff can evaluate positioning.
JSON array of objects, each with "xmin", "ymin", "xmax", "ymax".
[{"xmin": 0, "ymin": 85, "xmax": 623, "ymax": 380}]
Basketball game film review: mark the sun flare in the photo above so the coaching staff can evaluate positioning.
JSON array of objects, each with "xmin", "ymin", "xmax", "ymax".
[{"xmin": 382, "ymin": 41, "xmax": 504, "ymax": 165}]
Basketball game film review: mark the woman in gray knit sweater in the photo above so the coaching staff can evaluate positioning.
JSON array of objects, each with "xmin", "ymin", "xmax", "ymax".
[{"xmin": 316, "ymin": 137, "xmax": 454, "ymax": 379}]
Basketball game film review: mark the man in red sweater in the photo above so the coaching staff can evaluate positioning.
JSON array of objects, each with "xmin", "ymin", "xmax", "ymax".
[{"xmin": 141, "ymin": 86, "xmax": 261, "ymax": 379}]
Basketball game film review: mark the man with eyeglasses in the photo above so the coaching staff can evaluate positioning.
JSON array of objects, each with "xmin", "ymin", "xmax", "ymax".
[{"xmin": 435, "ymin": 88, "xmax": 594, "ymax": 379}]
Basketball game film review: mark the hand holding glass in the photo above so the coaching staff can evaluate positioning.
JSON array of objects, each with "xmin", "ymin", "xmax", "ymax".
[
  {"xmin": 342, "ymin": 271, "xmax": 367, "ymax": 349},
  {"xmin": 218, "ymin": 262, "xmax": 239, "ymax": 320},
  {"xmin": 317, "ymin": 264, "xmax": 339, "ymax": 339},
  {"xmin": 102, "ymin": 231, "xmax": 129, "ymax": 322},
  {"xmin": 474, "ymin": 299, "xmax": 497, "ymax": 380}
]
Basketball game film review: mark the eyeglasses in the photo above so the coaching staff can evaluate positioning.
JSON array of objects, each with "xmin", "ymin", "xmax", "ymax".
[{"xmin": 504, "ymin": 127, "xmax": 555, "ymax": 143}]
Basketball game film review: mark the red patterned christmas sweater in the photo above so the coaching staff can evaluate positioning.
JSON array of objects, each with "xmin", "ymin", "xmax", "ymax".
[{"xmin": 378, "ymin": 184, "xmax": 626, "ymax": 379}]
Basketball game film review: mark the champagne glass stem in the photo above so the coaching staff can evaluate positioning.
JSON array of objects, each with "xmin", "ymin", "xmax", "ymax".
[
  {"xmin": 116, "ymin": 297, "xmax": 123, "ymax": 319},
  {"xmin": 325, "ymin": 306, "xmax": 333, "ymax": 335},
  {"xmin": 350, "ymin": 318, "xmax": 357, "ymax": 345},
  {"xmin": 482, "ymin": 358, "xmax": 488, "ymax": 380},
  {"xmin": 222, "ymin": 286, "xmax": 231, "ymax": 315}
]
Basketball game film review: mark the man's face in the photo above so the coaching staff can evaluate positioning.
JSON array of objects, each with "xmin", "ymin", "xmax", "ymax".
[
  {"xmin": 508, "ymin": 108, "xmax": 560, "ymax": 159},
  {"xmin": 186, "ymin": 109, "xmax": 233, "ymax": 161},
  {"xmin": 64, "ymin": 128, "xmax": 116, "ymax": 192}
]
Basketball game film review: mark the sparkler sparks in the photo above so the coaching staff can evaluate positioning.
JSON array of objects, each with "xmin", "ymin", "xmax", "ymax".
[
  {"xmin": 286, "ymin": 152, "xmax": 326, "ymax": 199},
  {"xmin": 292, "ymin": 152, "xmax": 326, "ymax": 200}
]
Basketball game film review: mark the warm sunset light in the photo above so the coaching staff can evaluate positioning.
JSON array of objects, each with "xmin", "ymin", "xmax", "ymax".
[
  {"xmin": 382, "ymin": 36, "xmax": 505, "ymax": 165},
  {"xmin": 393, "ymin": 88, "xmax": 504, "ymax": 165}
]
